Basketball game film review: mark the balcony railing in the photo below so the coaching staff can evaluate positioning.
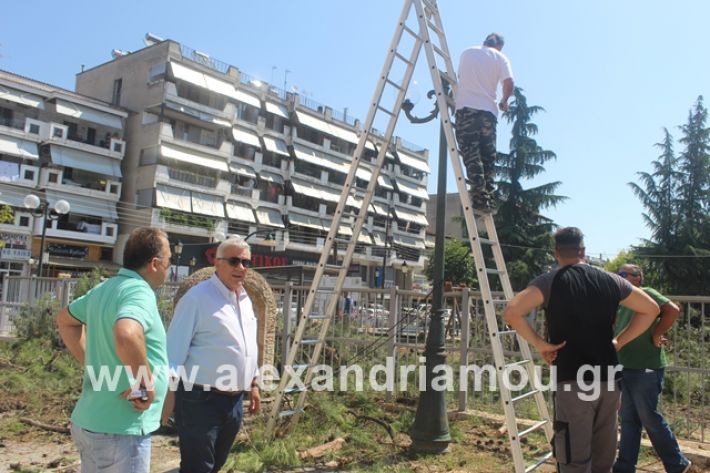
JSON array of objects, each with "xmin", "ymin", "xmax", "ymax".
[
  {"xmin": 168, "ymin": 167, "xmax": 217, "ymax": 188},
  {"xmin": 180, "ymin": 44, "xmax": 230, "ymax": 74},
  {"xmin": 0, "ymin": 117, "xmax": 25, "ymax": 131},
  {"xmin": 231, "ymin": 184, "xmax": 253, "ymax": 197}
]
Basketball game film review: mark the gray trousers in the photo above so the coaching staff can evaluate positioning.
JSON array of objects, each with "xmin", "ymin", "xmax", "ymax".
[{"xmin": 553, "ymin": 381, "xmax": 620, "ymax": 473}]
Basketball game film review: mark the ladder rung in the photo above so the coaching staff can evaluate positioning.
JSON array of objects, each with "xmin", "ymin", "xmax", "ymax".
[
  {"xmin": 300, "ymin": 339, "xmax": 320, "ymax": 346},
  {"xmin": 308, "ymin": 314, "xmax": 328, "ymax": 320},
  {"xmin": 291, "ymin": 364, "xmax": 310, "ymax": 371},
  {"xmin": 385, "ymin": 78, "xmax": 403, "ymax": 91},
  {"xmin": 402, "ymin": 24, "xmax": 417, "ymax": 38},
  {"xmin": 485, "ymin": 268, "xmax": 505, "ymax": 275},
  {"xmin": 518, "ymin": 420, "xmax": 549, "ymax": 439},
  {"xmin": 432, "ymin": 44, "xmax": 450, "ymax": 63},
  {"xmin": 511, "ymin": 389, "xmax": 540, "ymax": 403},
  {"xmin": 497, "ymin": 329, "xmax": 517, "ymax": 336},
  {"xmin": 438, "ymin": 70, "xmax": 457, "ymax": 87},
  {"xmin": 284, "ymin": 386, "xmax": 306, "ymax": 395},
  {"xmin": 525, "ymin": 451, "xmax": 554, "ymax": 473},
  {"xmin": 505, "ymin": 359, "xmax": 532, "ymax": 370},
  {"xmin": 477, "ymin": 237, "xmax": 498, "ymax": 246},
  {"xmin": 376, "ymin": 105, "xmax": 395, "ymax": 116},
  {"xmin": 279, "ymin": 408, "xmax": 304, "ymax": 418},
  {"xmin": 394, "ymin": 52, "xmax": 413, "ymax": 66},
  {"xmin": 426, "ymin": 20, "xmax": 443, "ymax": 38}
]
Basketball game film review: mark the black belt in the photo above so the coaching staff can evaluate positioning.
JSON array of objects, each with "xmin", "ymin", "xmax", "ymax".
[{"xmin": 191, "ymin": 384, "xmax": 246, "ymax": 397}]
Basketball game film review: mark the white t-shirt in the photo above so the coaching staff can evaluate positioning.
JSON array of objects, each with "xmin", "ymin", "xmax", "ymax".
[{"xmin": 455, "ymin": 46, "xmax": 513, "ymax": 117}]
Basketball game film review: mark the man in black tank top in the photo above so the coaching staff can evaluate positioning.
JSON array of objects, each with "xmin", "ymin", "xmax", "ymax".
[{"xmin": 503, "ymin": 227, "xmax": 660, "ymax": 473}]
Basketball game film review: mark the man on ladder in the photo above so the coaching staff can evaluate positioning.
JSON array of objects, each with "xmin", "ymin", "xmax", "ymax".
[{"xmin": 455, "ymin": 32, "xmax": 514, "ymax": 213}]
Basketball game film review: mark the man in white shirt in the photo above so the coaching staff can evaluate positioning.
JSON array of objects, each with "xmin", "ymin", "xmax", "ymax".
[
  {"xmin": 455, "ymin": 33, "xmax": 514, "ymax": 212},
  {"xmin": 162, "ymin": 236, "xmax": 261, "ymax": 472}
]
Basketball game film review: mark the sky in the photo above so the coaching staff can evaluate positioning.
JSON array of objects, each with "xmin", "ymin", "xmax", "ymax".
[{"xmin": 2, "ymin": 0, "xmax": 708, "ymax": 259}]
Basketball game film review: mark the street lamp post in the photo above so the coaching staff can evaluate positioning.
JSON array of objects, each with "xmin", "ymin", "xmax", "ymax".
[
  {"xmin": 188, "ymin": 256, "xmax": 197, "ymax": 275},
  {"xmin": 402, "ymin": 85, "xmax": 452, "ymax": 453},
  {"xmin": 173, "ymin": 241, "xmax": 183, "ymax": 281},
  {"xmin": 23, "ymin": 194, "xmax": 70, "ymax": 278}
]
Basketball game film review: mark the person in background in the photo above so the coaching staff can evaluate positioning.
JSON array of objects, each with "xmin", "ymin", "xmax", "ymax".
[
  {"xmin": 455, "ymin": 32, "xmax": 514, "ymax": 212},
  {"xmin": 56, "ymin": 227, "xmax": 171, "ymax": 473},
  {"xmin": 503, "ymin": 227, "xmax": 659, "ymax": 472},
  {"xmin": 613, "ymin": 264, "xmax": 691, "ymax": 473},
  {"xmin": 163, "ymin": 235, "xmax": 261, "ymax": 473}
]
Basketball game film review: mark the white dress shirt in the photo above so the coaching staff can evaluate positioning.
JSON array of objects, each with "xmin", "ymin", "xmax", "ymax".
[{"xmin": 167, "ymin": 274, "xmax": 259, "ymax": 391}]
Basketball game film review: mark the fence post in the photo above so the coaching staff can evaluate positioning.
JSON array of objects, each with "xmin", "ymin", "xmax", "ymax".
[
  {"xmin": 458, "ymin": 288, "xmax": 471, "ymax": 412},
  {"xmin": 0, "ymin": 276, "xmax": 9, "ymax": 335},
  {"xmin": 386, "ymin": 284, "xmax": 398, "ymax": 402},
  {"xmin": 281, "ymin": 282, "xmax": 293, "ymax": 370},
  {"xmin": 59, "ymin": 279, "xmax": 71, "ymax": 308}
]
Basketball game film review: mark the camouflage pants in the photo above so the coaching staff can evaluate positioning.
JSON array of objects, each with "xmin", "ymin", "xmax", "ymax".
[{"xmin": 455, "ymin": 107, "xmax": 497, "ymax": 200}]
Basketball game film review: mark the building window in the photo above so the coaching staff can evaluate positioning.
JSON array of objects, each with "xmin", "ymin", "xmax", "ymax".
[
  {"xmin": 48, "ymin": 172, "xmax": 59, "ymax": 184},
  {"xmin": 19, "ymin": 216, "xmax": 30, "ymax": 227},
  {"xmin": 261, "ymin": 151, "xmax": 282, "ymax": 169},
  {"xmin": 109, "ymin": 183, "xmax": 119, "ymax": 194},
  {"xmin": 23, "ymin": 169, "xmax": 35, "ymax": 180},
  {"xmin": 105, "ymin": 226, "xmax": 115, "ymax": 237},
  {"xmin": 112, "ymin": 78, "xmax": 123, "ymax": 105},
  {"xmin": 28, "ymin": 123, "xmax": 40, "ymax": 134}
]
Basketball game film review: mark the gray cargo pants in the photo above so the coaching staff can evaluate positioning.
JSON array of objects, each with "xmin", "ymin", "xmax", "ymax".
[{"xmin": 553, "ymin": 381, "xmax": 621, "ymax": 473}]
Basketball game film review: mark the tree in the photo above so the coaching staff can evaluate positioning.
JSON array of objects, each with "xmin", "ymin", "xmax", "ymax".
[
  {"xmin": 630, "ymin": 97, "xmax": 710, "ymax": 295},
  {"xmin": 496, "ymin": 88, "xmax": 566, "ymax": 289},
  {"xmin": 423, "ymin": 239, "xmax": 476, "ymax": 287}
]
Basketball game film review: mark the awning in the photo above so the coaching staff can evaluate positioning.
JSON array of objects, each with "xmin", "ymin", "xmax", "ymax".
[
  {"xmin": 293, "ymin": 145, "xmax": 348, "ymax": 174},
  {"xmin": 0, "ymin": 84, "xmax": 44, "ymax": 109},
  {"xmin": 263, "ymin": 136, "xmax": 290, "ymax": 156},
  {"xmin": 337, "ymin": 225, "xmax": 353, "ymax": 236},
  {"xmin": 378, "ymin": 174, "xmax": 394, "ymax": 190},
  {"xmin": 288, "ymin": 213, "xmax": 331, "ymax": 231},
  {"xmin": 0, "ymin": 183, "xmax": 29, "ymax": 207},
  {"xmin": 291, "ymin": 180, "xmax": 340, "ymax": 203},
  {"xmin": 191, "ymin": 191, "xmax": 225, "ymax": 218},
  {"xmin": 255, "ymin": 207, "xmax": 284, "ymax": 227},
  {"xmin": 170, "ymin": 62, "xmax": 207, "ymax": 89},
  {"xmin": 346, "ymin": 195, "xmax": 362, "ymax": 208},
  {"xmin": 46, "ymin": 191, "xmax": 118, "ymax": 220},
  {"xmin": 396, "ymin": 150, "xmax": 430, "ymax": 173},
  {"xmin": 233, "ymin": 89, "xmax": 261, "ymax": 109},
  {"xmin": 394, "ymin": 179, "xmax": 430, "ymax": 200},
  {"xmin": 372, "ymin": 232, "xmax": 386, "ymax": 246},
  {"xmin": 226, "ymin": 202, "xmax": 256, "ymax": 223},
  {"xmin": 265, "ymin": 101, "xmax": 289, "ymax": 119},
  {"xmin": 295, "ymin": 111, "xmax": 332, "ymax": 135},
  {"xmin": 170, "ymin": 62, "xmax": 261, "ymax": 107},
  {"xmin": 355, "ymin": 166, "xmax": 371, "ymax": 181},
  {"xmin": 161, "ymin": 144, "xmax": 229, "ymax": 172},
  {"xmin": 258, "ymin": 172, "xmax": 283, "ymax": 184},
  {"xmin": 156, "ymin": 184, "xmax": 192, "ymax": 212},
  {"xmin": 229, "ymin": 163, "xmax": 256, "ymax": 178},
  {"xmin": 328, "ymin": 123, "xmax": 359, "ymax": 144},
  {"xmin": 0, "ymin": 136, "xmax": 38, "ymax": 160},
  {"xmin": 55, "ymin": 99, "xmax": 123, "ymax": 129},
  {"xmin": 357, "ymin": 232, "xmax": 372, "ymax": 245},
  {"xmin": 49, "ymin": 145, "xmax": 122, "ymax": 178},
  {"xmin": 393, "ymin": 207, "xmax": 429, "ymax": 226},
  {"xmin": 369, "ymin": 202, "xmax": 390, "ymax": 216},
  {"xmin": 232, "ymin": 128, "xmax": 261, "ymax": 148},
  {"xmin": 392, "ymin": 234, "xmax": 426, "ymax": 249}
]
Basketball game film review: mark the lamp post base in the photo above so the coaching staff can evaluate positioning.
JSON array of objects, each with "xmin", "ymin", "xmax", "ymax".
[{"xmin": 409, "ymin": 438, "xmax": 451, "ymax": 454}]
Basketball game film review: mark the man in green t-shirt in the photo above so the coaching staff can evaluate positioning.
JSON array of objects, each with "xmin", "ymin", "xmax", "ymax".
[
  {"xmin": 613, "ymin": 264, "xmax": 691, "ymax": 473},
  {"xmin": 55, "ymin": 227, "xmax": 172, "ymax": 473}
]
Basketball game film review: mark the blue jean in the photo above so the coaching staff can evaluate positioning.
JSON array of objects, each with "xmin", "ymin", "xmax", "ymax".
[
  {"xmin": 175, "ymin": 384, "xmax": 245, "ymax": 473},
  {"xmin": 70, "ymin": 423, "xmax": 151, "ymax": 473},
  {"xmin": 613, "ymin": 368, "xmax": 690, "ymax": 473}
]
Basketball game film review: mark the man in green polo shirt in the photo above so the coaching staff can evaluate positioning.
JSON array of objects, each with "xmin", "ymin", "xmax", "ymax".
[
  {"xmin": 56, "ymin": 227, "xmax": 172, "ymax": 473},
  {"xmin": 613, "ymin": 264, "xmax": 691, "ymax": 473}
]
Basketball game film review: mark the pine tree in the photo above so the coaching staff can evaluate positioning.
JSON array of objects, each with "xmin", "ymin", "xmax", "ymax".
[{"xmin": 496, "ymin": 88, "xmax": 566, "ymax": 289}]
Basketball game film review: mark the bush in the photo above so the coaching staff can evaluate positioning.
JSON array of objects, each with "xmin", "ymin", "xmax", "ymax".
[
  {"xmin": 72, "ymin": 267, "xmax": 106, "ymax": 299},
  {"xmin": 12, "ymin": 293, "xmax": 62, "ymax": 348}
]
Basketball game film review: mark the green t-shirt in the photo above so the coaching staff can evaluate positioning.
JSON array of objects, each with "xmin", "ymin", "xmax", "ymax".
[
  {"xmin": 68, "ymin": 268, "xmax": 168, "ymax": 435},
  {"xmin": 615, "ymin": 287, "xmax": 669, "ymax": 369}
]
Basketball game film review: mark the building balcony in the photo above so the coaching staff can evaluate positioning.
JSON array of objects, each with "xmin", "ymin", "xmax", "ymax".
[
  {"xmin": 43, "ymin": 220, "xmax": 118, "ymax": 245},
  {"xmin": 30, "ymin": 119, "xmax": 125, "ymax": 159},
  {"xmin": 151, "ymin": 208, "xmax": 222, "ymax": 239},
  {"xmin": 164, "ymin": 82, "xmax": 235, "ymax": 125},
  {"xmin": 40, "ymin": 168, "xmax": 121, "ymax": 202}
]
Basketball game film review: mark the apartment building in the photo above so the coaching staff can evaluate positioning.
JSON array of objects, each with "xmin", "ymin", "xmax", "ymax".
[
  {"xmin": 76, "ymin": 37, "xmax": 430, "ymax": 287},
  {"xmin": 0, "ymin": 70, "xmax": 126, "ymax": 280}
]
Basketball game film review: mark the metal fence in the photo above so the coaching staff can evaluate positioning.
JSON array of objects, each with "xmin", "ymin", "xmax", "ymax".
[{"xmin": 1, "ymin": 276, "xmax": 707, "ymax": 443}]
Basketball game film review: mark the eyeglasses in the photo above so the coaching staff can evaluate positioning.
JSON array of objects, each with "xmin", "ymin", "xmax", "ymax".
[
  {"xmin": 217, "ymin": 257, "xmax": 252, "ymax": 268},
  {"xmin": 154, "ymin": 256, "xmax": 172, "ymax": 269},
  {"xmin": 618, "ymin": 271, "xmax": 640, "ymax": 278}
]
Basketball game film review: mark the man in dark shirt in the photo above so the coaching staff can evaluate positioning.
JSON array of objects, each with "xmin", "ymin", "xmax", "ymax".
[{"xmin": 504, "ymin": 227, "xmax": 659, "ymax": 473}]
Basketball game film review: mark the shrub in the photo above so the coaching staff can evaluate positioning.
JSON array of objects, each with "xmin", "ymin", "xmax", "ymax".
[{"xmin": 12, "ymin": 293, "xmax": 62, "ymax": 348}]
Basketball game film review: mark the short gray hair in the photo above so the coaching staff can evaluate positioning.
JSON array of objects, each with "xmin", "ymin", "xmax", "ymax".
[{"xmin": 216, "ymin": 235, "xmax": 251, "ymax": 258}]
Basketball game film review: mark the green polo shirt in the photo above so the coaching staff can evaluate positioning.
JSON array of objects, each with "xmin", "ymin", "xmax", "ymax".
[
  {"xmin": 68, "ymin": 268, "xmax": 168, "ymax": 435},
  {"xmin": 615, "ymin": 287, "xmax": 669, "ymax": 370}
]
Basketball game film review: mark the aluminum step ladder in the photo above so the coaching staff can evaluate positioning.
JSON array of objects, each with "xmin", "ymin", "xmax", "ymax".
[{"xmin": 266, "ymin": 1, "xmax": 553, "ymax": 471}]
